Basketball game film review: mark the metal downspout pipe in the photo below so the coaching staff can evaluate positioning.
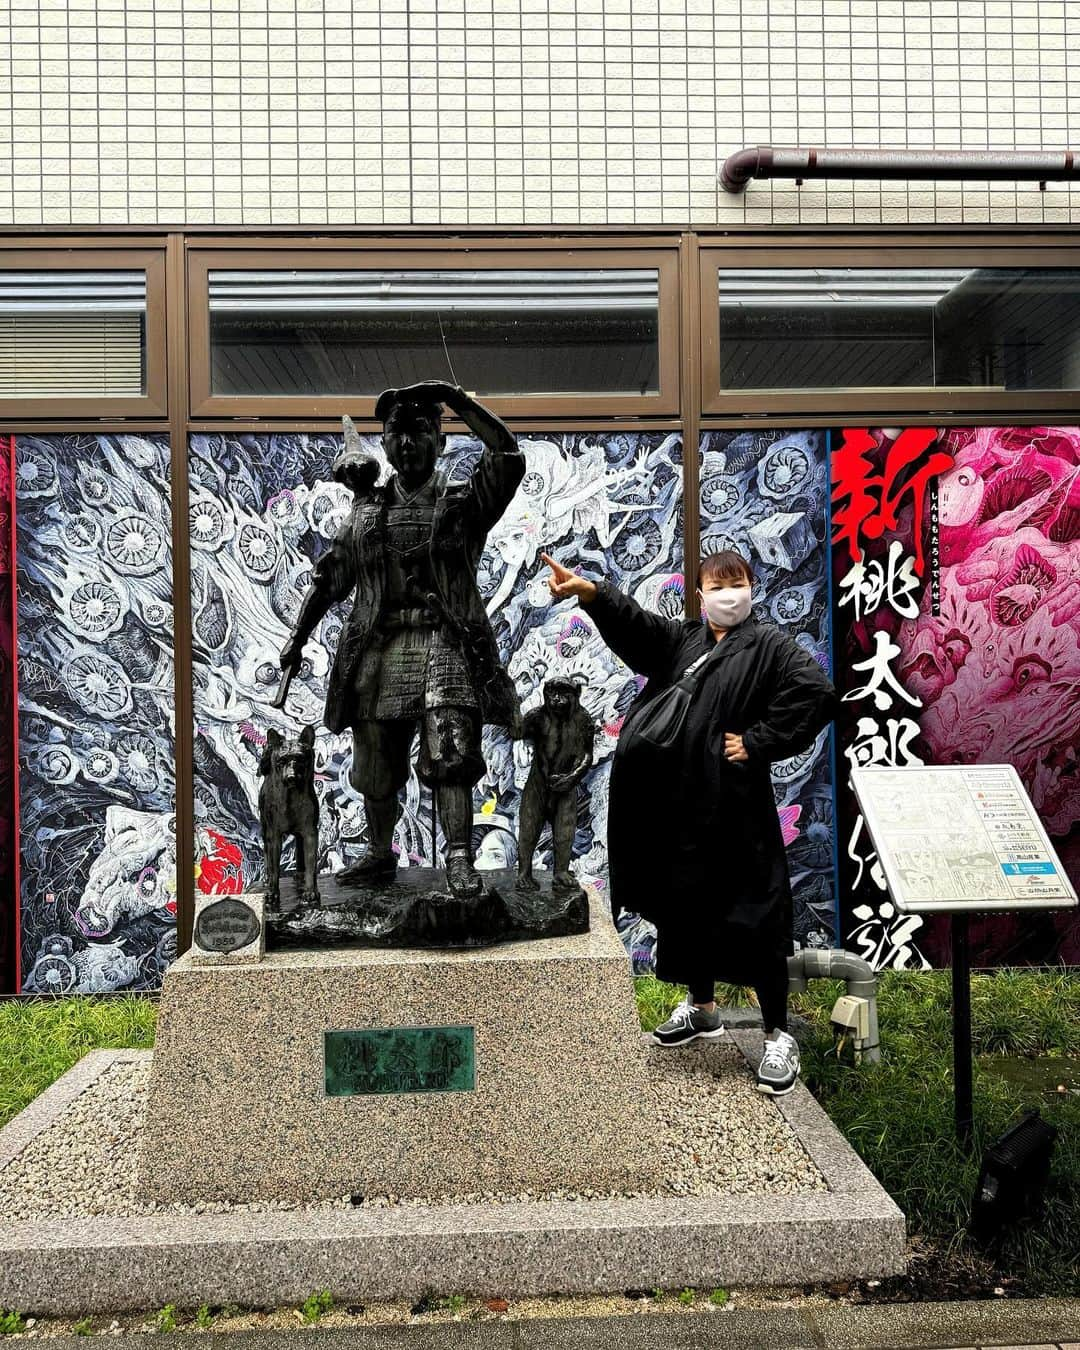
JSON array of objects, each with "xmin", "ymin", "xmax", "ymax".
[
  {"xmin": 787, "ymin": 948, "xmax": 881, "ymax": 1065},
  {"xmin": 720, "ymin": 146, "xmax": 1080, "ymax": 194}
]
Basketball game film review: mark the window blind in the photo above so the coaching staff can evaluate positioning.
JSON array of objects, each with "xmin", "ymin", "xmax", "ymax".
[{"xmin": 0, "ymin": 271, "xmax": 146, "ymax": 397}]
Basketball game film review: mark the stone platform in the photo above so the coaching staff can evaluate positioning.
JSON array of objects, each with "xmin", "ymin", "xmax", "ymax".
[
  {"xmin": 0, "ymin": 1032, "xmax": 906, "ymax": 1315},
  {"xmin": 137, "ymin": 889, "xmax": 661, "ymax": 1206}
]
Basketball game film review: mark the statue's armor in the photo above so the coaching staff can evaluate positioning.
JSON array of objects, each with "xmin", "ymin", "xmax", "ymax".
[{"xmin": 352, "ymin": 474, "xmax": 478, "ymax": 721}]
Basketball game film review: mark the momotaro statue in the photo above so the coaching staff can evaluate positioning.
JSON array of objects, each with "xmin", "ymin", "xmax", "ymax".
[
  {"xmin": 279, "ymin": 382, "xmax": 524, "ymax": 902},
  {"xmin": 516, "ymin": 678, "xmax": 595, "ymax": 895},
  {"xmin": 259, "ymin": 725, "xmax": 320, "ymax": 913}
]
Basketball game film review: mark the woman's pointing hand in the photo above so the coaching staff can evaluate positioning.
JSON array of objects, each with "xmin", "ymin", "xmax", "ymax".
[{"xmin": 540, "ymin": 552, "xmax": 598, "ymax": 604}]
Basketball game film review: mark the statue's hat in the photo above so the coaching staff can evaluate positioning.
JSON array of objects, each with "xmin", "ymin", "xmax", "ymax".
[{"xmin": 374, "ymin": 386, "xmax": 445, "ymax": 423}]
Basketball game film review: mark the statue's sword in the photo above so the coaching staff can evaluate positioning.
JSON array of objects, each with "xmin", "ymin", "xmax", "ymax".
[{"xmin": 271, "ymin": 654, "xmax": 301, "ymax": 710}]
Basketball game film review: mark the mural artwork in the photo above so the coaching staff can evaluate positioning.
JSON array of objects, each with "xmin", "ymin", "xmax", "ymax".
[
  {"xmin": 187, "ymin": 430, "xmax": 684, "ymax": 969},
  {"xmin": 832, "ymin": 425, "xmax": 1080, "ymax": 970},
  {"xmin": 1, "ymin": 436, "xmax": 15, "ymax": 992},
  {"xmin": 8, "ymin": 422, "xmax": 1074, "ymax": 990},
  {"xmin": 14, "ymin": 434, "xmax": 177, "ymax": 993},
  {"xmin": 900, "ymin": 426, "xmax": 1080, "ymax": 966},
  {"xmin": 696, "ymin": 429, "xmax": 836, "ymax": 959},
  {"xmin": 831, "ymin": 427, "xmax": 955, "ymax": 970}
]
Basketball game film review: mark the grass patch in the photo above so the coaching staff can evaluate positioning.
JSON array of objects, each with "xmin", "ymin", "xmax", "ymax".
[
  {"xmin": 0, "ymin": 997, "xmax": 156, "ymax": 1130},
  {"xmin": 637, "ymin": 968, "xmax": 1079, "ymax": 1296},
  {"xmin": 797, "ymin": 970, "xmax": 1079, "ymax": 1295}
]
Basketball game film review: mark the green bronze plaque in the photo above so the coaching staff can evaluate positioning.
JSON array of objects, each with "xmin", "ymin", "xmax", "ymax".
[{"xmin": 324, "ymin": 1026, "xmax": 475, "ymax": 1097}]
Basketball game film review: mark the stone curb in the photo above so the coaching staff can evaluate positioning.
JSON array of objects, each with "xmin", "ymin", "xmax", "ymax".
[
  {"xmin": 806, "ymin": 1295, "xmax": 1080, "ymax": 1348},
  {"xmin": 0, "ymin": 1043, "xmax": 905, "ymax": 1315},
  {"xmin": 11, "ymin": 1299, "xmax": 1080, "ymax": 1350}
]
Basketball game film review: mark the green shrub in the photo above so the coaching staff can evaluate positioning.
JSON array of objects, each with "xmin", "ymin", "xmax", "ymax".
[
  {"xmin": 0, "ymin": 1311, "xmax": 25, "ymax": 1336},
  {"xmin": 72, "ymin": 1317, "xmax": 94, "ymax": 1336}
]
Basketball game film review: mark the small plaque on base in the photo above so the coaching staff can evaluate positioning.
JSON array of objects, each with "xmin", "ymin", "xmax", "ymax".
[
  {"xmin": 325, "ymin": 1026, "xmax": 475, "ymax": 1096},
  {"xmin": 192, "ymin": 893, "xmax": 265, "ymax": 965}
]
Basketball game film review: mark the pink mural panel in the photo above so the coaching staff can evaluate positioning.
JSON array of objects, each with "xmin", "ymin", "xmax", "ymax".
[{"xmin": 904, "ymin": 426, "xmax": 1080, "ymax": 966}]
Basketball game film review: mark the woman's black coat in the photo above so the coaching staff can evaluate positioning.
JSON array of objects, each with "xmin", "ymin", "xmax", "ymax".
[{"xmin": 586, "ymin": 580, "xmax": 839, "ymax": 987}]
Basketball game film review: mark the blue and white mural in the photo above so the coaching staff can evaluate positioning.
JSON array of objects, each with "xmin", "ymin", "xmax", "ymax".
[
  {"xmin": 699, "ymin": 429, "xmax": 836, "ymax": 951},
  {"xmin": 8, "ymin": 424, "xmax": 832, "ymax": 992},
  {"xmin": 14, "ymin": 434, "xmax": 176, "ymax": 993}
]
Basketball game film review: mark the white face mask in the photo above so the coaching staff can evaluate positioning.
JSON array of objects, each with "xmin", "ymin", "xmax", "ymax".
[{"xmin": 699, "ymin": 586, "xmax": 752, "ymax": 628}]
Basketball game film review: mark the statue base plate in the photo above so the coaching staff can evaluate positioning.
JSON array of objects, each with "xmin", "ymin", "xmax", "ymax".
[{"xmin": 266, "ymin": 868, "xmax": 589, "ymax": 950}]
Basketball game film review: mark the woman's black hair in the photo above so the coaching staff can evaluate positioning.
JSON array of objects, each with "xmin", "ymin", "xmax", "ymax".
[{"xmin": 697, "ymin": 549, "xmax": 754, "ymax": 588}]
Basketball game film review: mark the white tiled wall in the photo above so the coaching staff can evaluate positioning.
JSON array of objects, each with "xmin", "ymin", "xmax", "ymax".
[{"xmin": 1, "ymin": 0, "xmax": 1077, "ymax": 227}]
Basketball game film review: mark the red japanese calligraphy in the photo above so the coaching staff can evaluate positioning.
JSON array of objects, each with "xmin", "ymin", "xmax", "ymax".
[{"xmin": 831, "ymin": 428, "xmax": 955, "ymax": 577}]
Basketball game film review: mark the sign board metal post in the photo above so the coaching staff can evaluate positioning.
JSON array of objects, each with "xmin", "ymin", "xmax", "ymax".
[
  {"xmin": 850, "ymin": 765, "xmax": 1077, "ymax": 1152},
  {"xmin": 951, "ymin": 912, "xmax": 973, "ymax": 1147}
]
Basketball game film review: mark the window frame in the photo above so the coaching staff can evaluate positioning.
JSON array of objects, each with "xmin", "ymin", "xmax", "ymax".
[
  {"xmin": 186, "ymin": 241, "xmax": 681, "ymax": 419},
  {"xmin": 0, "ymin": 247, "xmax": 168, "ymax": 418},
  {"xmin": 699, "ymin": 240, "xmax": 1080, "ymax": 417}
]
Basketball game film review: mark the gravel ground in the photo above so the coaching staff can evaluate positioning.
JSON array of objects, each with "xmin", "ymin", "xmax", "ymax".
[{"xmin": 0, "ymin": 1041, "xmax": 824, "ymax": 1221}]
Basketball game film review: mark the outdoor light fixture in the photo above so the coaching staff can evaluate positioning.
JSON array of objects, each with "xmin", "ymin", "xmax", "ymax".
[{"xmin": 970, "ymin": 1110, "xmax": 1058, "ymax": 1242}]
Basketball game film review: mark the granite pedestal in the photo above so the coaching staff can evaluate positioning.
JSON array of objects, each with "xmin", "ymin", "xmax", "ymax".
[
  {"xmin": 136, "ymin": 888, "xmax": 662, "ymax": 1206},
  {"xmin": 0, "ymin": 1035, "xmax": 906, "ymax": 1314}
]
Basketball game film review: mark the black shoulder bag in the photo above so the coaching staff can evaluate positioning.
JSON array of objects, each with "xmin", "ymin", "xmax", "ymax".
[{"xmin": 629, "ymin": 640, "xmax": 728, "ymax": 753}]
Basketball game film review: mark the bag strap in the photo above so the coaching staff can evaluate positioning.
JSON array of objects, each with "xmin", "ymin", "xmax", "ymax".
[{"xmin": 674, "ymin": 635, "xmax": 729, "ymax": 692}]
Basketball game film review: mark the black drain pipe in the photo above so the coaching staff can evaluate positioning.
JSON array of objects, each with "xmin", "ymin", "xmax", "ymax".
[{"xmin": 721, "ymin": 146, "xmax": 1079, "ymax": 194}]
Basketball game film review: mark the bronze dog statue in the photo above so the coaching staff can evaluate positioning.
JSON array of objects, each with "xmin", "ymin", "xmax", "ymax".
[{"xmin": 258, "ymin": 725, "xmax": 320, "ymax": 914}]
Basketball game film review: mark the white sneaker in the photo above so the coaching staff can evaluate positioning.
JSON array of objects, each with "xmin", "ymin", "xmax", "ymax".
[{"xmin": 756, "ymin": 1030, "xmax": 800, "ymax": 1095}]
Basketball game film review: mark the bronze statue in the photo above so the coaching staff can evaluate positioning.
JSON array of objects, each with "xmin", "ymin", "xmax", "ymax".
[
  {"xmin": 516, "ymin": 679, "xmax": 595, "ymax": 895},
  {"xmin": 258, "ymin": 725, "xmax": 320, "ymax": 914},
  {"xmin": 279, "ymin": 382, "xmax": 524, "ymax": 902}
]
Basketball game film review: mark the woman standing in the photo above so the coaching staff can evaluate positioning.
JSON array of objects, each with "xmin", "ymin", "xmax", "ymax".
[{"xmin": 542, "ymin": 549, "xmax": 838, "ymax": 1096}]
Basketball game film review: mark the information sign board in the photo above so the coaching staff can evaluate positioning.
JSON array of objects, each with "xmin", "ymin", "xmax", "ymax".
[{"xmin": 850, "ymin": 764, "xmax": 1078, "ymax": 915}]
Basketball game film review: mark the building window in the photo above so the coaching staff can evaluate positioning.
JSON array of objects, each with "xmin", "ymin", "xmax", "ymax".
[
  {"xmin": 208, "ymin": 268, "xmax": 660, "ymax": 399},
  {"xmin": 0, "ymin": 271, "xmax": 146, "ymax": 398},
  {"xmin": 0, "ymin": 250, "xmax": 167, "ymax": 417},
  {"xmin": 701, "ymin": 251, "xmax": 1080, "ymax": 416},
  {"xmin": 188, "ymin": 248, "xmax": 680, "ymax": 418}
]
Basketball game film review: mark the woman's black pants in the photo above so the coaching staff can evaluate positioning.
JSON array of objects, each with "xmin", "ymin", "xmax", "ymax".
[{"xmin": 689, "ymin": 949, "xmax": 789, "ymax": 1033}]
